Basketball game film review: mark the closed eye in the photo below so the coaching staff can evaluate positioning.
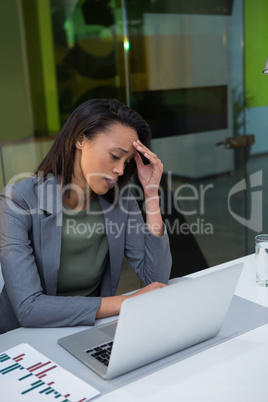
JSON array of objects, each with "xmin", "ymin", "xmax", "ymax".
[
  {"xmin": 111, "ymin": 153, "xmax": 133, "ymax": 166},
  {"xmin": 111, "ymin": 154, "xmax": 120, "ymax": 161}
]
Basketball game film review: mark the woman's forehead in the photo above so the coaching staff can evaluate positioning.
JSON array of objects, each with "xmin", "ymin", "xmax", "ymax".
[{"xmin": 96, "ymin": 125, "xmax": 138, "ymax": 148}]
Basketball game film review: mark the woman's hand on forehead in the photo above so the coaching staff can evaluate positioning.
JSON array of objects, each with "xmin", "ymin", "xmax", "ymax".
[{"xmin": 133, "ymin": 140, "xmax": 163, "ymax": 198}]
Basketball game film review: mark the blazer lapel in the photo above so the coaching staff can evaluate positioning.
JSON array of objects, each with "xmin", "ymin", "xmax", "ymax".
[{"xmin": 39, "ymin": 177, "xmax": 62, "ymax": 295}]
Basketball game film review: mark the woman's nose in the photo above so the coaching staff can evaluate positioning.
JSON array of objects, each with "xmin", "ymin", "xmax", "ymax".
[{"xmin": 113, "ymin": 162, "xmax": 124, "ymax": 176}]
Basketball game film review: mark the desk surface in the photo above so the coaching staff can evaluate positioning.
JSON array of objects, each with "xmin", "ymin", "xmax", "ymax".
[{"xmin": 1, "ymin": 254, "xmax": 268, "ymax": 402}]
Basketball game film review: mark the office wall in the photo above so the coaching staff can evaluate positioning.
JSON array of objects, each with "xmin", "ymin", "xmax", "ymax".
[
  {"xmin": 0, "ymin": 138, "xmax": 55, "ymax": 188},
  {"xmin": 22, "ymin": 0, "xmax": 60, "ymax": 135},
  {"xmin": 0, "ymin": 0, "xmax": 33, "ymax": 141},
  {"xmin": 244, "ymin": 0, "xmax": 268, "ymax": 155}
]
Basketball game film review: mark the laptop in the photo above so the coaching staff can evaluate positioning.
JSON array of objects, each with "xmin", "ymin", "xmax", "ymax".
[{"xmin": 58, "ymin": 262, "xmax": 243, "ymax": 379}]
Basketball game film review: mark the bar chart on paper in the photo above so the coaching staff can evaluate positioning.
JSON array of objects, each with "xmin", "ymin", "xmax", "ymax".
[{"xmin": 0, "ymin": 344, "xmax": 100, "ymax": 402}]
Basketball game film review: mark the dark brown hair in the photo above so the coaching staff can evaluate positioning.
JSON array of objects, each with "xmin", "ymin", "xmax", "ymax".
[{"xmin": 35, "ymin": 98, "xmax": 151, "ymax": 203}]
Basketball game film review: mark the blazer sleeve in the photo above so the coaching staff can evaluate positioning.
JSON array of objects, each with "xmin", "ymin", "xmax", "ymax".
[
  {"xmin": 0, "ymin": 185, "xmax": 101, "ymax": 330},
  {"xmin": 123, "ymin": 193, "xmax": 172, "ymax": 285}
]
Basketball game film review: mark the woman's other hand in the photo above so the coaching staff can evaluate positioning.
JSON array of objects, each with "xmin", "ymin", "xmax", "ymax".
[{"xmin": 96, "ymin": 282, "xmax": 167, "ymax": 319}]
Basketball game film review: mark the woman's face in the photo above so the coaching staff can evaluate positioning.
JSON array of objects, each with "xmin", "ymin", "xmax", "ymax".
[{"xmin": 74, "ymin": 124, "xmax": 138, "ymax": 195}]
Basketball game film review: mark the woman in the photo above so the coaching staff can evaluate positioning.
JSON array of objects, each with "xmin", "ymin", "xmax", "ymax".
[{"xmin": 0, "ymin": 99, "xmax": 172, "ymax": 334}]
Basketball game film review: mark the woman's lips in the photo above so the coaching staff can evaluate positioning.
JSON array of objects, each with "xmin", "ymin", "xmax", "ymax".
[{"xmin": 105, "ymin": 178, "xmax": 116, "ymax": 189}]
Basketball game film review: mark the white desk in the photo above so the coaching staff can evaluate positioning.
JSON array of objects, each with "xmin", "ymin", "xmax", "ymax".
[{"xmin": 1, "ymin": 254, "xmax": 268, "ymax": 402}]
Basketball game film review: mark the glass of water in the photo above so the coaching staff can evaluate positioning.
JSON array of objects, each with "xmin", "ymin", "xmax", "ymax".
[{"xmin": 255, "ymin": 234, "xmax": 268, "ymax": 286}]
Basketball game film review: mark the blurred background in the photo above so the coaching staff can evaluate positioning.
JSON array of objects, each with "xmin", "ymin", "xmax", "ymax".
[{"xmin": 1, "ymin": 0, "xmax": 268, "ymax": 290}]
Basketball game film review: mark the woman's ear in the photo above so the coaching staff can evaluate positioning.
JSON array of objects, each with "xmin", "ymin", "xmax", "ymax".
[{"xmin": 75, "ymin": 134, "xmax": 86, "ymax": 150}]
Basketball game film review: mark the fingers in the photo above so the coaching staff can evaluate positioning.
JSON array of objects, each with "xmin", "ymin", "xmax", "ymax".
[
  {"xmin": 133, "ymin": 140, "xmax": 156, "ymax": 161},
  {"xmin": 133, "ymin": 149, "xmax": 143, "ymax": 167},
  {"xmin": 133, "ymin": 140, "xmax": 163, "ymax": 171},
  {"xmin": 147, "ymin": 281, "xmax": 168, "ymax": 290},
  {"xmin": 135, "ymin": 282, "xmax": 168, "ymax": 296}
]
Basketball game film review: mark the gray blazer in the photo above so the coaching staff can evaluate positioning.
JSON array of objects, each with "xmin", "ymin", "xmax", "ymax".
[{"xmin": 0, "ymin": 176, "xmax": 172, "ymax": 334}]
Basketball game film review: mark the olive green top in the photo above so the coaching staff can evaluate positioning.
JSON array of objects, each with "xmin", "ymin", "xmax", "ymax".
[{"xmin": 57, "ymin": 197, "xmax": 109, "ymax": 297}]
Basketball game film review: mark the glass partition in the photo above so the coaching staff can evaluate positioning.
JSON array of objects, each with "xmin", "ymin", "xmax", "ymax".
[
  {"xmin": 124, "ymin": 0, "xmax": 251, "ymax": 276},
  {"xmin": 50, "ymin": 0, "xmax": 127, "ymax": 125}
]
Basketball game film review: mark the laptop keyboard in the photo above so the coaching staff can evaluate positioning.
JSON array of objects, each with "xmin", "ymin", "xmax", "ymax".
[{"xmin": 85, "ymin": 341, "xmax": 113, "ymax": 366}]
